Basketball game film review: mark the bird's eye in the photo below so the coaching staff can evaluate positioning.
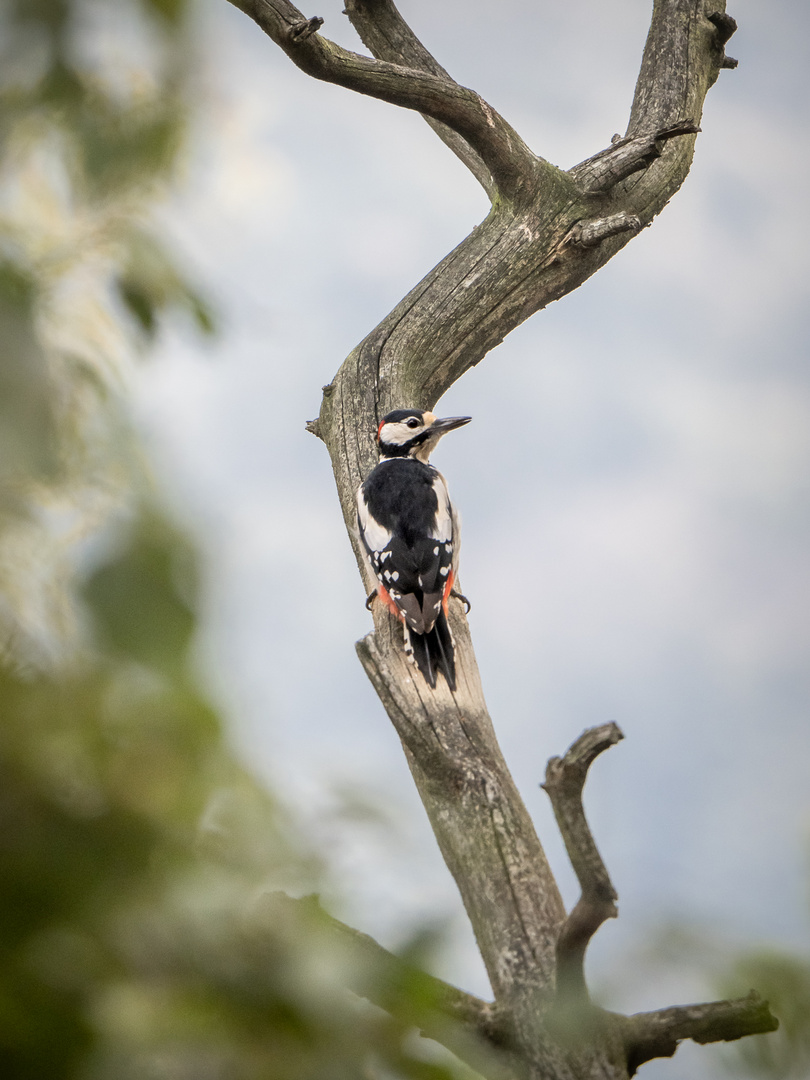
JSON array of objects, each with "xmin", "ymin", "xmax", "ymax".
[{"xmin": 406, "ymin": 418, "xmax": 420, "ymax": 428}]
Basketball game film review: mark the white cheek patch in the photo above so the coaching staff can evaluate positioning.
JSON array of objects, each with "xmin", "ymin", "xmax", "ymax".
[{"xmin": 380, "ymin": 422, "xmax": 421, "ymax": 446}]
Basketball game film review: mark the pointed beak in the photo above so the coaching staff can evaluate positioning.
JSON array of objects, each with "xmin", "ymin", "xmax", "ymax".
[{"xmin": 429, "ymin": 415, "xmax": 472, "ymax": 435}]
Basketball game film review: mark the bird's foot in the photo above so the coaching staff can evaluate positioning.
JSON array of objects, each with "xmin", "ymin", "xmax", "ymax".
[
  {"xmin": 365, "ymin": 588, "xmax": 378, "ymax": 611},
  {"xmin": 451, "ymin": 589, "xmax": 471, "ymax": 614}
]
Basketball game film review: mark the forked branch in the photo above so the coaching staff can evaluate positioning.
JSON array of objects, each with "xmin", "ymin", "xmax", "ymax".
[
  {"xmin": 227, "ymin": 1, "xmax": 776, "ymax": 1075},
  {"xmin": 539, "ymin": 727, "xmax": 778, "ymax": 1073},
  {"xmin": 227, "ymin": 0, "xmax": 543, "ymax": 202}
]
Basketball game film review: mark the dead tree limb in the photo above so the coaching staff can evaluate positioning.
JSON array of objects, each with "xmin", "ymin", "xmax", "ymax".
[
  {"xmin": 342, "ymin": 0, "xmax": 497, "ymax": 197},
  {"xmin": 542, "ymin": 724, "xmax": 623, "ymax": 1005},
  {"xmin": 622, "ymin": 991, "xmax": 779, "ymax": 1074},
  {"xmin": 261, "ymin": 893, "xmax": 517, "ymax": 1079},
  {"xmin": 224, "ymin": 1, "xmax": 778, "ymax": 1075},
  {"xmin": 227, "ymin": 0, "xmax": 544, "ymax": 202}
]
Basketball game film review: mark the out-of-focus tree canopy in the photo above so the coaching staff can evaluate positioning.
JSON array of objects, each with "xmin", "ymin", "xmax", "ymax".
[
  {"xmin": 0, "ymin": 0, "xmax": 211, "ymax": 665},
  {"xmin": 0, "ymin": 3, "xmax": 480, "ymax": 1077},
  {"xmin": 2, "ymin": 514, "xmax": 480, "ymax": 1079}
]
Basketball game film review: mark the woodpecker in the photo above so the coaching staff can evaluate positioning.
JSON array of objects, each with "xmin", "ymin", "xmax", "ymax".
[{"xmin": 356, "ymin": 408, "xmax": 471, "ymax": 691}]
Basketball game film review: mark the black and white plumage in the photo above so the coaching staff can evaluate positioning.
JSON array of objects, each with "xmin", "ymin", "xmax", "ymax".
[{"xmin": 357, "ymin": 408, "xmax": 471, "ymax": 691}]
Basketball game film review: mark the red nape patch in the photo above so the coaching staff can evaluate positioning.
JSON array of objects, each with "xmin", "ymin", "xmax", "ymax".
[
  {"xmin": 442, "ymin": 569, "xmax": 455, "ymax": 615},
  {"xmin": 376, "ymin": 420, "xmax": 385, "ymax": 442},
  {"xmin": 378, "ymin": 583, "xmax": 405, "ymax": 621}
]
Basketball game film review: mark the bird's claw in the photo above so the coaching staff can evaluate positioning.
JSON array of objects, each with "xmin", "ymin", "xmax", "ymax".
[
  {"xmin": 451, "ymin": 589, "xmax": 471, "ymax": 614},
  {"xmin": 365, "ymin": 588, "xmax": 378, "ymax": 611}
]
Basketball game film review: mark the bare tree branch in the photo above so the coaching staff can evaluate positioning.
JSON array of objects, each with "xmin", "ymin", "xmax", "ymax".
[
  {"xmin": 226, "ymin": 1, "xmax": 771, "ymax": 1075},
  {"xmin": 622, "ymin": 991, "xmax": 779, "ymax": 1074},
  {"xmin": 261, "ymin": 892, "xmax": 516, "ymax": 1076},
  {"xmin": 310, "ymin": 6, "xmax": 740, "ymax": 1072},
  {"xmin": 343, "ymin": 0, "xmax": 497, "ymax": 198},
  {"xmin": 226, "ymin": 0, "xmax": 544, "ymax": 202},
  {"xmin": 542, "ymin": 724, "xmax": 623, "ymax": 1003}
]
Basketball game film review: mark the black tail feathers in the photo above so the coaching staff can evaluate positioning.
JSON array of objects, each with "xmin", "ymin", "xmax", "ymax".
[{"xmin": 408, "ymin": 612, "xmax": 456, "ymax": 692}]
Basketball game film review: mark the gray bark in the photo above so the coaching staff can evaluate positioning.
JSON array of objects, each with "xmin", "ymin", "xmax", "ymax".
[{"xmin": 224, "ymin": 1, "xmax": 775, "ymax": 1076}]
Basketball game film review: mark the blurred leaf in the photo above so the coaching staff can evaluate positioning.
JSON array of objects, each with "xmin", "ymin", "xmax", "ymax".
[
  {"xmin": 139, "ymin": 0, "xmax": 189, "ymax": 28},
  {"xmin": 82, "ymin": 514, "xmax": 198, "ymax": 675},
  {"xmin": 75, "ymin": 99, "xmax": 185, "ymax": 197},
  {"xmin": 115, "ymin": 227, "xmax": 215, "ymax": 342},
  {"xmin": 720, "ymin": 948, "xmax": 810, "ymax": 1078},
  {"xmin": 188, "ymin": 289, "xmax": 216, "ymax": 336},
  {"xmin": 0, "ymin": 261, "xmax": 59, "ymax": 499},
  {"xmin": 115, "ymin": 276, "xmax": 156, "ymax": 337}
]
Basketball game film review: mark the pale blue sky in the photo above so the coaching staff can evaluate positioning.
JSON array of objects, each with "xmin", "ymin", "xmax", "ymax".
[{"xmin": 134, "ymin": 3, "xmax": 809, "ymax": 1074}]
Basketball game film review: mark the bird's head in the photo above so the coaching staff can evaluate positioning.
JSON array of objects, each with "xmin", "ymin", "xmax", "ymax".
[{"xmin": 376, "ymin": 408, "xmax": 471, "ymax": 462}]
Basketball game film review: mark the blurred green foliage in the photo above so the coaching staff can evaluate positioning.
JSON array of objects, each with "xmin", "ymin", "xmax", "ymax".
[
  {"xmin": 1, "ymin": 513, "xmax": 482, "ymax": 1079},
  {"xmin": 718, "ymin": 937, "xmax": 810, "ymax": 1078},
  {"xmin": 0, "ymin": 3, "xmax": 483, "ymax": 1077},
  {"xmin": 612, "ymin": 918, "xmax": 810, "ymax": 1076},
  {"xmin": 0, "ymin": 0, "xmax": 214, "ymax": 662}
]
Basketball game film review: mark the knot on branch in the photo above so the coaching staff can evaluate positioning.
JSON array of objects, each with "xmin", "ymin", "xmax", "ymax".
[
  {"xmin": 289, "ymin": 16, "xmax": 324, "ymax": 43},
  {"xmin": 708, "ymin": 11, "xmax": 738, "ymax": 70},
  {"xmin": 708, "ymin": 11, "xmax": 738, "ymax": 46},
  {"xmin": 566, "ymin": 213, "xmax": 642, "ymax": 249},
  {"xmin": 570, "ymin": 120, "xmax": 701, "ymax": 194},
  {"xmin": 305, "ymin": 417, "xmax": 323, "ymax": 439}
]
